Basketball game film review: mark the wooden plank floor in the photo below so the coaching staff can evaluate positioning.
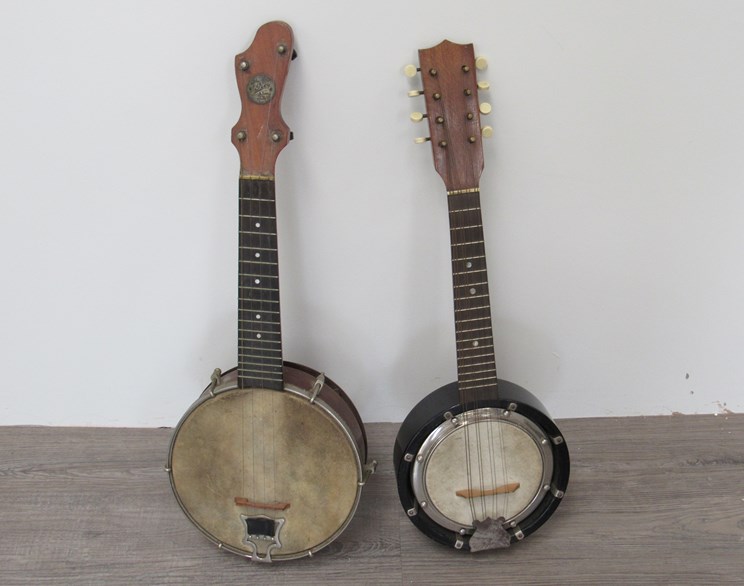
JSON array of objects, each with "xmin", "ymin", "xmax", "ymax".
[{"xmin": 1, "ymin": 415, "xmax": 743, "ymax": 585}]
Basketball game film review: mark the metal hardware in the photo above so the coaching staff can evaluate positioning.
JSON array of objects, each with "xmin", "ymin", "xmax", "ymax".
[
  {"xmin": 551, "ymin": 485, "xmax": 565, "ymax": 499},
  {"xmin": 514, "ymin": 527, "xmax": 525, "ymax": 540},
  {"xmin": 454, "ymin": 538, "xmax": 464, "ymax": 550},
  {"xmin": 420, "ymin": 500, "xmax": 427, "ymax": 508},
  {"xmin": 462, "ymin": 65, "xmax": 471, "ymax": 73},
  {"xmin": 429, "ymin": 68, "xmax": 438, "ymax": 76},
  {"xmin": 164, "ymin": 466, "xmax": 172, "ymax": 473},
  {"xmin": 270, "ymin": 131, "xmax": 281, "ymax": 142},
  {"xmin": 309, "ymin": 372, "xmax": 325, "ymax": 404},
  {"xmin": 236, "ymin": 131, "xmax": 247, "ymax": 142},
  {"xmin": 208, "ymin": 368, "xmax": 222, "ymax": 397},
  {"xmin": 464, "ymin": 88, "xmax": 472, "ymax": 96},
  {"xmin": 241, "ymin": 515, "xmax": 285, "ymax": 563},
  {"xmin": 443, "ymin": 411, "xmax": 453, "ymax": 421},
  {"xmin": 551, "ymin": 435, "xmax": 564, "ymax": 445},
  {"xmin": 359, "ymin": 460, "xmax": 378, "ymax": 486},
  {"xmin": 407, "ymin": 505, "xmax": 418, "ymax": 517},
  {"xmin": 404, "ymin": 452, "xmax": 414, "ymax": 462},
  {"xmin": 508, "ymin": 402, "xmax": 518, "ymax": 411},
  {"xmin": 438, "ymin": 140, "xmax": 448, "ymax": 148},
  {"xmin": 433, "ymin": 92, "xmax": 442, "ymax": 100},
  {"xmin": 277, "ymin": 44, "xmax": 287, "ymax": 55},
  {"xmin": 543, "ymin": 484, "xmax": 550, "ymax": 492},
  {"xmin": 239, "ymin": 60, "xmax": 249, "ymax": 71}
]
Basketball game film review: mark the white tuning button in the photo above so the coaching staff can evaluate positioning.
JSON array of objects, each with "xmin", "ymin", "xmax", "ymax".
[
  {"xmin": 414, "ymin": 137, "xmax": 431, "ymax": 144},
  {"xmin": 481, "ymin": 126, "xmax": 494, "ymax": 138},
  {"xmin": 404, "ymin": 64, "xmax": 419, "ymax": 77},
  {"xmin": 479, "ymin": 102, "xmax": 492, "ymax": 115},
  {"xmin": 475, "ymin": 56, "xmax": 488, "ymax": 70},
  {"xmin": 408, "ymin": 90, "xmax": 424, "ymax": 97},
  {"xmin": 477, "ymin": 80, "xmax": 490, "ymax": 90},
  {"xmin": 410, "ymin": 112, "xmax": 427, "ymax": 123}
]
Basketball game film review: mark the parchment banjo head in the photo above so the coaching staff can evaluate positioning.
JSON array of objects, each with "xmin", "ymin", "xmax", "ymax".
[{"xmin": 169, "ymin": 384, "xmax": 362, "ymax": 561}]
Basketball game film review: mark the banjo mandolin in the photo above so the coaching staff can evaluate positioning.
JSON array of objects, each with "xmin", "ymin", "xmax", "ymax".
[
  {"xmin": 167, "ymin": 21, "xmax": 375, "ymax": 562},
  {"xmin": 394, "ymin": 39, "xmax": 570, "ymax": 552}
]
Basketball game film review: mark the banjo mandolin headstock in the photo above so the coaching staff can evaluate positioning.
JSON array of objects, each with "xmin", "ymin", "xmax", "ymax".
[
  {"xmin": 231, "ymin": 21, "xmax": 296, "ymax": 178},
  {"xmin": 407, "ymin": 40, "xmax": 492, "ymax": 193}
]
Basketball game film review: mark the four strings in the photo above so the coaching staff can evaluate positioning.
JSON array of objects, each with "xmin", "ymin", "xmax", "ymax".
[{"xmin": 238, "ymin": 48, "xmax": 285, "ymax": 508}]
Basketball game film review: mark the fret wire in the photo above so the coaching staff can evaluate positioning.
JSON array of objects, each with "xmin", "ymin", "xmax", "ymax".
[
  {"xmin": 456, "ymin": 316, "xmax": 492, "ymax": 324},
  {"xmin": 449, "ymin": 207, "xmax": 482, "ymax": 213},
  {"xmin": 239, "ymin": 214, "xmax": 276, "ymax": 219},
  {"xmin": 450, "ymin": 224, "xmax": 483, "ymax": 231},
  {"xmin": 238, "ymin": 308, "xmax": 280, "ymax": 314},
  {"xmin": 240, "ymin": 358, "xmax": 283, "ymax": 367},
  {"xmin": 239, "ymin": 246, "xmax": 277, "ymax": 251},
  {"xmin": 238, "ymin": 286, "xmax": 280, "ymax": 292},
  {"xmin": 454, "ymin": 294, "xmax": 490, "ymax": 301},
  {"xmin": 239, "ymin": 260, "xmax": 278, "ymax": 266},
  {"xmin": 453, "ymin": 268, "xmax": 487, "ymax": 276},
  {"xmin": 238, "ymin": 298, "xmax": 280, "ymax": 304},
  {"xmin": 239, "ymin": 338, "xmax": 282, "ymax": 344},
  {"xmin": 239, "ymin": 348, "xmax": 282, "ymax": 355},
  {"xmin": 458, "ymin": 367, "xmax": 497, "ymax": 377},
  {"xmin": 459, "ymin": 374, "xmax": 499, "ymax": 383},
  {"xmin": 456, "ymin": 335, "xmax": 494, "ymax": 344},
  {"xmin": 458, "ymin": 360, "xmax": 496, "ymax": 369},
  {"xmin": 458, "ymin": 382, "xmax": 499, "ymax": 391},
  {"xmin": 454, "ymin": 281, "xmax": 489, "ymax": 288},
  {"xmin": 456, "ymin": 344, "xmax": 494, "ymax": 353},
  {"xmin": 239, "ymin": 273, "xmax": 279, "ymax": 278},
  {"xmin": 238, "ymin": 375, "xmax": 284, "ymax": 383},
  {"xmin": 451, "ymin": 240, "xmax": 485, "ymax": 247},
  {"xmin": 454, "ymin": 306, "xmax": 491, "ymax": 313},
  {"xmin": 456, "ymin": 326, "xmax": 493, "ymax": 334},
  {"xmin": 239, "ymin": 197, "xmax": 274, "ymax": 202},
  {"xmin": 458, "ymin": 352, "xmax": 497, "ymax": 361}
]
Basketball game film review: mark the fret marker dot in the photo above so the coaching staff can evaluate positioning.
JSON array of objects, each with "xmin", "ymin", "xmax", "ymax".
[
  {"xmin": 255, "ymin": 279, "xmax": 260, "ymax": 284},
  {"xmin": 472, "ymin": 341, "xmax": 479, "ymax": 347},
  {"xmin": 256, "ymin": 314, "xmax": 261, "ymax": 319},
  {"xmin": 466, "ymin": 261, "xmax": 472, "ymax": 268},
  {"xmin": 470, "ymin": 288, "xmax": 476, "ymax": 295},
  {"xmin": 255, "ymin": 252, "xmax": 260, "ymax": 258},
  {"xmin": 256, "ymin": 333, "xmax": 262, "ymax": 339},
  {"xmin": 255, "ymin": 222, "xmax": 261, "ymax": 228}
]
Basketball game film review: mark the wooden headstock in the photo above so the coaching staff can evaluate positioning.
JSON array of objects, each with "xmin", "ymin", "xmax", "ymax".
[
  {"xmin": 410, "ymin": 40, "xmax": 491, "ymax": 192},
  {"xmin": 231, "ymin": 21, "xmax": 295, "ymax": 178}
]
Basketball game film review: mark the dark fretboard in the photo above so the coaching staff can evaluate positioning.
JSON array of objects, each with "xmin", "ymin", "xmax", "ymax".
[
  {"xmin": 237, "ymin": 177, "xmax": 283, "ymax": 390},
  {"xmin": 447, "ymin": 189, "xmax": 499, "ymax": 404}
]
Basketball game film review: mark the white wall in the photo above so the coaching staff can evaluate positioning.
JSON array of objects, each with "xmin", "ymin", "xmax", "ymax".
[{"xmin": 1, "ymin": 0, "xmax": 743, "ymax": 426}]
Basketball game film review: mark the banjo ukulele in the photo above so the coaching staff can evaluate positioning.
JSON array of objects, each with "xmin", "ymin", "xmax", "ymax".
[
  {"xmin": 394, "ymin": 40, "xmax": 570, "ymax": 552},
  {"xmin": 167, "ymin": 21, "xmax": 375, "ymax": 562}
]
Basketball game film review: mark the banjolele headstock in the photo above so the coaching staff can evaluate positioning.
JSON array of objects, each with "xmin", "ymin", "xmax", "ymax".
[
  {"xmin": 231, "ymin": 21, "xmax": 296, "ymax": 178},
  {"xmin": 411, "ymin": 40, "xmax": 492, "ymax": 192}
]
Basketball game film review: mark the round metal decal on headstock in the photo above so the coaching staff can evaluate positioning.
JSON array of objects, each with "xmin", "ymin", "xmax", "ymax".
[{"xmin": 247, "ymin": 74, "xmax": 276, "ymax": 104}]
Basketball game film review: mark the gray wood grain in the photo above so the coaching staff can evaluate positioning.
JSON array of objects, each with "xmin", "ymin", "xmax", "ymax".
[{"xmin": 1, "ymin": 415, "xmax": 742, "ymax": 585}]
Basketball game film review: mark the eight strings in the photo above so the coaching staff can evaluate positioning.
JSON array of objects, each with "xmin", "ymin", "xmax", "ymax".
[
  {"xmin": 238, "ymin": 50, "xmax": 284, "ymax": 508},
  {"xmin": 448, "ymin": 190, "xmax": 507, "ymax": 524}
]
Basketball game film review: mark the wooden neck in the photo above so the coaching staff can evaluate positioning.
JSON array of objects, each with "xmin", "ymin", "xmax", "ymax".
[
  {"xmin": 237, "ymin": 177, "xmax": 283, "ymax": 390},
  {"xmin": 447, "ymin": 188, "xmax": 499, "ymax": 403}
]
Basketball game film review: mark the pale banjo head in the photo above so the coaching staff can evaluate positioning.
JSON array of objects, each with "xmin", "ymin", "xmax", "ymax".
[
  {"xmin": 396, "ymin": 39, "xmax": 570, "ymax": 551},
  {"xmin": 169, "ymin": 367, "xmax": 364, "ymax": 561}
]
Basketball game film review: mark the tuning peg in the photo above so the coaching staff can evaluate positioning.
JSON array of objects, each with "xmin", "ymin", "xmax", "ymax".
[
  {"xmin": 404, "ymin": 64, "xmax": 420, "ymax": 77},
  {"xmin": 481, "ymin": 126, "xmax": 494, "ymax": 138},
  {"xmin": 414, "ymin": 137, "xmax": 431, "ymax": 144},
  {"xmin": 475, "ymin": 56, "xmax": 488, "ymax": 70},
  {"xmin": 477, "ymin": 80, "xmax": 490, "ymax": 90},
  {"xmin": 410, "ymin": 112, "xmax": 427, "ymax": 123},
  {"xmin": 408, "ymin": 89, "xmax": 424, "ymax": 97},
  {"xmin": 479, "ymin": 102, "xmax": 492, "ymax": 115}
]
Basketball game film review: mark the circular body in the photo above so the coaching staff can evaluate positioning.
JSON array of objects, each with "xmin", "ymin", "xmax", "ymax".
[
  {"xmin": 168, "ymin": 363, "xmax": 367, "ymax": 561},
  {"xmin": 394, "ymin": 379, "xmax": 569, "ymax": 551}
]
